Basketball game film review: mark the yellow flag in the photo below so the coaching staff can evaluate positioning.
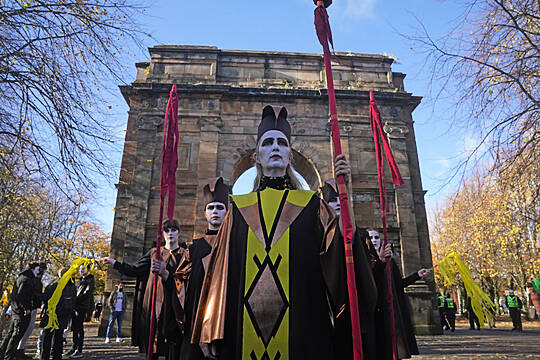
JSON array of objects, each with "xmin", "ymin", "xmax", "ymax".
[
  {"xmin": 436, "ymin": 251, "xmax": 495, "ymax": 327},
  {"xmin": 45, "ymin": 258, "xmax": 96, "ymax": 330}
]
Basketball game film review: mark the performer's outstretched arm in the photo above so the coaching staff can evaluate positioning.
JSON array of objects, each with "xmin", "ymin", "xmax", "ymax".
[{"xmin": 100, "ymin": 251, "xmax": 151, "ymax": 278}]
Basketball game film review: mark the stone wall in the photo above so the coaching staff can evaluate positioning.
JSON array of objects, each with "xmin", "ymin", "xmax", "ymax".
[{"xmin": 99, "ymin": 45, "xmax": 441, "ymax": 337}]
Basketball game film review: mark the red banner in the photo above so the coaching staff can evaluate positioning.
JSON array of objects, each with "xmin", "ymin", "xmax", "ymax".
[{"xmin": 147, "ymin": 85, "xmax": 179, "ymax": 360}]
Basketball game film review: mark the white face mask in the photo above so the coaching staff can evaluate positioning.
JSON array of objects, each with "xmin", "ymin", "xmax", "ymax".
[
  {"xmin": 205, "ymin": 202, "xmax": 227, "ymax": 230},
  {"xmin": 163, "ymin": 227, "xmax": 179, "ymax": 248},
  {"xmin": 328, "ymin": 200, "xmax": 341, "ymax": 216},
  {"xmin": 368, "ymin": 230, "xmax": 381, "ymax": 251},
  {"xmin": 32, "ymin": 266, "xmax": 40, "ymax": 277},
  {"xmin": 256, "ymin": 130, "xmax": 291, "ymax": 177}
]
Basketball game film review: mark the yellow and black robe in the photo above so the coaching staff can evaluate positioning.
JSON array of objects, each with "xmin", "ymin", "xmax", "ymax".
[{"xmin": 192, "ymin": 187, "xmax": 351, "ymax": 360}]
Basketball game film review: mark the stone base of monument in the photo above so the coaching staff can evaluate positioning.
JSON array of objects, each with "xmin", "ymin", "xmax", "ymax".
[{"xmin": 407, "ymin": 281, "xmax": 443, "ymax": 335}]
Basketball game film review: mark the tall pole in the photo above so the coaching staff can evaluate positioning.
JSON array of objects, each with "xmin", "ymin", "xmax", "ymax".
[
  {"xmin": 147, "ymin": 85, "xmax": 179, "ymax": 360},
  {"xmin": 313, "ymin": 1, "xmax": 363, "ymax": 359},
  {"xmin": 370, "ymin": 91, "xmax": 404, "ymax": 360}
]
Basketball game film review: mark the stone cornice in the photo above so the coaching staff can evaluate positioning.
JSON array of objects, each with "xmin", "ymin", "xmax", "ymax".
[
  {"xmin": 148, "ymin": 45, "xmax": 394, "ymax": 64},
  {"xmin": 120, "ymin": 83, "xmax": 422, "ymax": 109}
]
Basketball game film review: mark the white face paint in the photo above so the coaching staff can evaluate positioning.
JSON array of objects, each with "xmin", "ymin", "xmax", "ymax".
[
  {"xmin": 79, "ymin": 265, "xmax": 87, "ymax": 276},
  {"xmin": 328, "ymin": 200, "xmax": 341, "ymax": 216},
  {"xmin": 32, "ymin": 266, "xmax": 40, "ymax": 277},
  {"xmin": 368, "ymin": 230, "xmax": 381, "ymax": 251},
  {"xmin": 255, "ymin": 130, "xmax": 292, "ymax": 177},
  {"xmin": 163, "ymin": 227, "xmax": 179, "ymax": 248},
  {"xmin": 205, "ymin": 202, "xmax": 227, "ymax": 231}
]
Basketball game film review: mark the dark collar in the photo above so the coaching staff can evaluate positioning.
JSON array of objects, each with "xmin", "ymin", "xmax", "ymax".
[
  {"xmin": 206, "ymin": 229, "xmax": 219, "ymax": 235},
  {"xmin": 258, "ymin": 174, "xmax": 294, "ymax": 191}
]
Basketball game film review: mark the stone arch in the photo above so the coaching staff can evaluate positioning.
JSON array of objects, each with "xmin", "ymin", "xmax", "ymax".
[{"xmin": 230, "ymin": 148, "xmax": 322, "ymax": 190}]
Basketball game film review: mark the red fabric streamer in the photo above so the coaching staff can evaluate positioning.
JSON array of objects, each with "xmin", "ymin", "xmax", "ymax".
[
  {"xmin": 369, "ymin": 91, "xmax": 403, "ymax": 360},
  {"xmin": 314, "ymin": 3, "xmax": 363, "ymax": 360},
  {"xmin": 147, "ymin": 85, "xmax": 179, "ymax": 360}
]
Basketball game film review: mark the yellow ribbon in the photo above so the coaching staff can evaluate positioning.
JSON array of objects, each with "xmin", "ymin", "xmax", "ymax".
[
  {"xmin": 45, "ymin": 258, "xmax": 96, "ymax": 330},
  {"xmin": 435, "ymin": 251, "xmax": 495, "ymax": 327}
]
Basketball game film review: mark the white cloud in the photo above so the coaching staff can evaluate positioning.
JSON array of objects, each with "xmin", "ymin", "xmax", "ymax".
[
  {"xmin": 436, "ymin": 158, "xmax": 450, "ymax": 168},
  {"xmin": 462, "ymin": 134, "xmax": 488, "ymax": 155}
]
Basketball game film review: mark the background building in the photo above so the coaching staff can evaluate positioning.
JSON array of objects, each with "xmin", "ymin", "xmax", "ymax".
[{"xmin": 100, "ymin": 45, "xmax": 441, "ymax": 336}]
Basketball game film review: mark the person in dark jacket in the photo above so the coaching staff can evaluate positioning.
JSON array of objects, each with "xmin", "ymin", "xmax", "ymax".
[
  {"xmin": 466, "ymin": 296, "xmax": 480, "ymax": 330},
  {"xmin": 93, "ymin": 302, "xmax": 103, "ymax": 322},
  {"xmin": 64, "ymin": 265, "xmax": 94, "ymax": 358},
  {"xmin": 368, "ymin": 230, "xmax": 431, "ymax": 359},
  {"xmin": 17, "ymin": 262, "xmax": 47, "ymax": 359},
  {"xmin": 105, "ymin": 283, "xmax": 127, "ymax": 343},
  {"xmin": 0, "ymin": 262, "xmax": 43, "ymax": 360},
  {"xmin": 39, "ymin": 268, "xmax": 76, "ymax": 360},
  {"xmin": 101, "ymin": 219, "xmax": 186, "ymax": 360}
]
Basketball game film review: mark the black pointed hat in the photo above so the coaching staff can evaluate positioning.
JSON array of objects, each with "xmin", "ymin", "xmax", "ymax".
[
  {"xmin": 320, "ymin": 179, "xmax": 339, "ymax": 203},
  {"xmin": 203, "ymin": 177, "xmax": 230, "ymax": 209},
  {"xmin": 257, "ymin": 105, "xmax": 291, "ymax": 143}
]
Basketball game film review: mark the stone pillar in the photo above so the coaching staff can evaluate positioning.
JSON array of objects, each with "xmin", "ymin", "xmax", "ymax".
[
  {"xmin": 193, "ymin": 116, "xmax": 223, "ymax": 237},
  {"xmin": 99, "ymin": 105, "xmax": 160, "ymax": 337},
  {"xmin": 386, "ymin": 109, "xmax": 442, "ymax": 335}
]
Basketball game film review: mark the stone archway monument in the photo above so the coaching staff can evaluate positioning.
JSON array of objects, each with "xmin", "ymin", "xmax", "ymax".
[{"xmin": 101, "ymin": 45, "xmax": 441, "ymax": 336}]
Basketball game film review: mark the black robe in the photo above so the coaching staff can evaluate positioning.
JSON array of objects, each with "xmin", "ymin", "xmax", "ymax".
[
  {"xmin": 179, "ymin": 234, "xmax": 213, "ymax": 360},
  {"xmin": 192, "ymin": 188, "xmax": 346, "ymax": 360},
  {"xmin": 333, "ymin": 227, "xmax": 378, "ymax": 359},
  {"xmin": 372, "ymin": 255, "xmax": 420, "ymax": 359},
  {"xmin": 113, "ymin": 245, "xmax": 185, "ymax": 356}
]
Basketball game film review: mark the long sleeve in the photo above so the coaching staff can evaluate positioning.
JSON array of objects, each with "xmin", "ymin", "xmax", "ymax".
[
  {"xmin": 16, "ymin": 274, "xmax": 34, "ymax": 312},
  {"xmin": 113, "ymin": 250, "xmax": 152, "ymax": 279},
  {"xmin": 402, "ymin": 271, "xmax": 421, "ymax": 288},
  {"xmin": 107, "ymin": 292, "xmax": 115, "ymax": 309}
]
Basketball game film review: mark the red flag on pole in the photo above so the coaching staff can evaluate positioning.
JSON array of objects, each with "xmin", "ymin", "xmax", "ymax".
[
  {"xmin": 147, "ymin": 85, "xmax": 179, "ymax": 360},
  {"xmin": 313, "ymin": 1, "xmax": 363, "ymax": 359},
  {"xmin": 369, "ymin": 91, "xmax": 404, "ymax": 360}
]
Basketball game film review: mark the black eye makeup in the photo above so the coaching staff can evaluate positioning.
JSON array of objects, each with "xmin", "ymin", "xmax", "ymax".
[{"xmin": 277, "ymin": 138, "xmax": 289, "ymax": 147}]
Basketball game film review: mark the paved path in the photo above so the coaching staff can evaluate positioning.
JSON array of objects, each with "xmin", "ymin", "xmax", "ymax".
[
  {"xmin": 13, "ymin": 319, "xmax": 540, "ymax": 359},
  {"xmin": 416, "ymin": 327, "xmax": 540, "ymax": 359}
]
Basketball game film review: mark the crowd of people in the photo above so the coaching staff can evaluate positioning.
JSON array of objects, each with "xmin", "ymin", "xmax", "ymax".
[
  {"xmin": 437, "ymin": 289, "xmax": 530, "ymax": 333},
  {"xmin": 1, "ymin": 105, "xmax": 538, "ymax": 360},
  {"xmin": 0, "ymin": 262, "xmax": 95, "ymax": 360}
]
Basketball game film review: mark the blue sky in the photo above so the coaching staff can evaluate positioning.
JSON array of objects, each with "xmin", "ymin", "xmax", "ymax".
[{"xmin": 94, "ymin": 0, "xmax": 474, "ymax": 233}]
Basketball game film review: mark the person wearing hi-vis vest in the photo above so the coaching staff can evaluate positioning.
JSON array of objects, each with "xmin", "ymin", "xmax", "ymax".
[
  {"xmin": 438, "ymin": 294, "xmax": 450, "ymax": 330},
  {"xmin": 505, "ymin": 290, "xmax": 523, "ymax": 331},
  {"xmin": 445, "ymin": 294, "xmax": 456, "ymax": 332}
]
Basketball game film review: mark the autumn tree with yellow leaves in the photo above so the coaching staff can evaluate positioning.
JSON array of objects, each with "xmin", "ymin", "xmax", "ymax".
[{"xmin": 431, "ymin": 155, "xmax": 539, "ymax": 303}]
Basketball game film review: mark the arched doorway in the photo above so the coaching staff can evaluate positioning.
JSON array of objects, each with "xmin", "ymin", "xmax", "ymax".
[{"xmin": 230, "ymin": 149, "xmax": 322, "ymax": 194}]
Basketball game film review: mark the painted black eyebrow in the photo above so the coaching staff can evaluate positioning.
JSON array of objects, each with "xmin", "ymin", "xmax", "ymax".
[{"xmin": 261, "ymin": 136, "xmax": 289, "ymax": 146}]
